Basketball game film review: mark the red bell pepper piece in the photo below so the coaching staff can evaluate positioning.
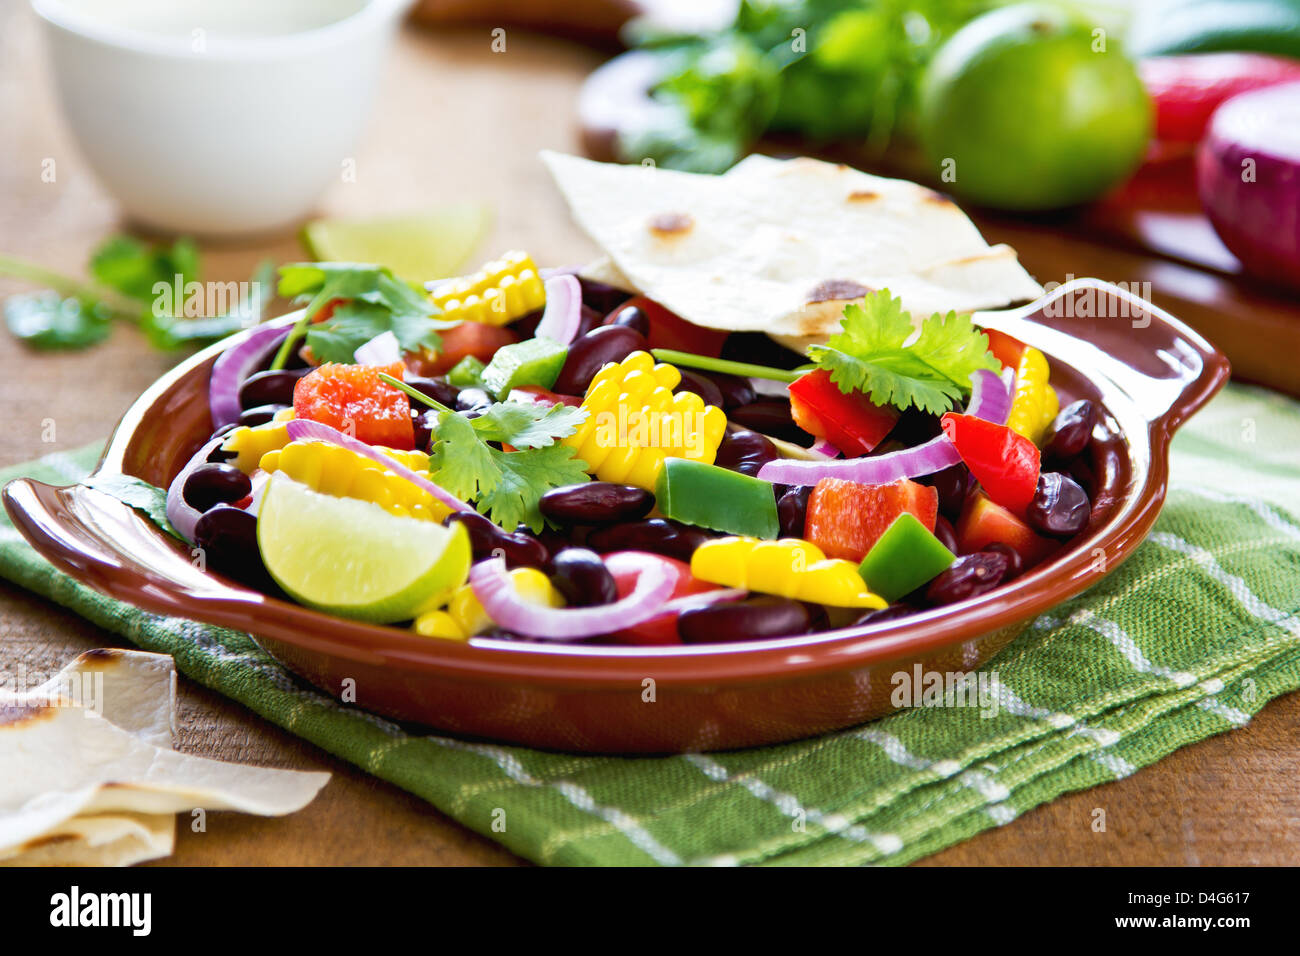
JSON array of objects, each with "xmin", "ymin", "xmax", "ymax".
[
  {"xmin": 605, "ymin": 555, "xmax": 714, "ymax": 646},
  {"xmin": 983, "ymin": 329, "xmax": 1025, "ymax": 372},
  {"xmin": 404, "ymin": 321, "xmax": 519, "ymax": 376},
  {"xmin": 788, "ymin": 369, "xmax": 900, "ymax": 456},
  {"xmin": 804, "ymin": 477, "xmax": 938, "ymax": 563},
  {"xmin": 941, "ymin": 412, "xmax": 1040, "ymax": 515},
  {"xmin": 956, "ymin": 491, "xmax": 1056, "ymax": 568}
]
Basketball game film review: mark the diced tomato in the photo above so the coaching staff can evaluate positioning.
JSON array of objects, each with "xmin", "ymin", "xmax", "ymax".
[
  {"xmin": 293, "ymin": 361, "xmax": 414, "ymax": 449},
  {"xmin": 312, "ymin": 297, "xmax": 348, "ymax": 324},
  {"xmin": 956, "ymin": 491, "xmax": 1055, "ymax": 567},
  {"xmin": 508, "ymin": 385, "xmax": 584, "ymax": 408},
  {"xmin": 788, "ymin": 369, "xmax": 900, "ymax": 457},
  {"xmin": 1140, "ymin": 54, "xmax": 1300, "ymax": 146},
  {"xmin": 605, "ymin": 555, "xmax": 714, "ymax": 646},
  {"xmin": 940, "ymin": 413, "xmax": 1039, "ymax": 516},
  {"xmin": 621, "ymin": 296, "xmax": 730, "ymax": 358},
  {"xmin": 805, "ymin": 477, "xmax": 938, "ymax": 563},
  {"xmin": 983, "ymin": 329, "xmax": 1025, "ymax": 371},
  {"xmin": 404, "ymin": 321, "xmax": 518, "ymax": 376}
]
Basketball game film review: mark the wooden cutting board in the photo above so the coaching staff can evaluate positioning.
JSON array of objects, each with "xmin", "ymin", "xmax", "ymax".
[{"xmin": 411, "ymin": 0, "xmax": 1300, "ymax": 396}]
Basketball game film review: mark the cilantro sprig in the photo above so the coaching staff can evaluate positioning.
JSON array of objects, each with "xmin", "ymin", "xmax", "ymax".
[
  {"xmin": 807, "ymin": 290, "xmax": 1000, "ymax": 415},
  {"xmin": 271, "ymin": 263, "xmax": 449, "ymax": 369},
  {"xmin": 380, "ymin": 372, "xmax": 590, "ymax": 532}
]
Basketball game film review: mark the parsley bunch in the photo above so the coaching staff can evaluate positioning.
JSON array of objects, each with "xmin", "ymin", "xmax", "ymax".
[{"xmin": 808, "ymin": 289, "xmax": 999, "ymax": 415}]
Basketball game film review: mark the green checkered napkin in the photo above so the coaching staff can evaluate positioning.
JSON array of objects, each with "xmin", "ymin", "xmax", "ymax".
[{"xmin": 2, "ymin": 384, "xmax": 1299, "ymax": 866}]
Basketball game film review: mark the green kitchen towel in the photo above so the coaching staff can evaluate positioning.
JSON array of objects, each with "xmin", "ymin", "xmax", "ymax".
[{"xmin": 2, "ymin": 383, "xmax": 1299, "ymax": 866}]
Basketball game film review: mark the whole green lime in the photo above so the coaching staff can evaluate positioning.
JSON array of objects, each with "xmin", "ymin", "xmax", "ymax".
[{"xmin": 918, "ymin": 3, "xmax": 1151, "ymax": 211}]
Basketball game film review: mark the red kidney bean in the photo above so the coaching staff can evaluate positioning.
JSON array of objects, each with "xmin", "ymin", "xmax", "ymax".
[
  {"xmin": 404, "ymin": 375, "xmax": 460, "ymax": 409},
  {"xmin": 183, "ymin": 463, "xmax": 252, "ymax": 512},
  {"xmin": 889, "ymin": 408, "xmax": 943, "ymax": 446},
  {"xmin": 206, "ymin": 425, "xmax": 239, "ymax": 461},
  {"xmin": 852, "ymin": 604, "xmax": 919, "ymax": 628},
  {"xmin": 1043, "ymin": 400, "xmax": 1097, "ymax": 464},
  {"xmin": 920, "ymin": 464, "xmax": 971, "ymax": 520},
  {"xmin": 982, "ymin": 542, "xmax": 1023, "ymax": 580},
  {"xmin": 239, "ymin": 368, "xmax": 310, "ymax": 410},
  {"xmin": 605, "ymin": 303, "xmax": 650, "ymax": 338},
  {"xmin": 586, "ymin": 518, "xmax": 714, "ymax": 562},
  {"xmin": 552, "ymin": 325, "xmax": 649, "ymax": 396},
  {"xmin": 238, "ymin": 403, "xmax": 288, "ymax": 427},
  {"xmin": 509, "ymin": 308, "xmax": 544, "ymax": 338},
  {"xmin": 700, "ymin": 371, "xmax": 756, "ymax": 410},
  {"xmin": 674, "ymin": 369, "xmax": 725, "ymax": 409},
  {"xmin": 454, "ymin": 387, "xmax": 493, "ymax": 420},
  {"xmin": 727, "ymin": 400, "xmax": 810, "ymax": 445},
  {"xmin": 777, "ymin": 485, "xmax": 812, "ymax": 538},
  {"xmin": 579, "ymin": 277, "xmax": 633, "ymax": 316},
  {"xmin": 678, "ymin": 596, "xmax": 811, "ymax": 644},
  {"xmin": 715, "ymin": 428, "xmax": 778, "ymax": 477},
  {"xmin": 539, "ymin": 482, "xmax": 655, "ymax": 526},
  {"xmin": 444, "ymin": 511, "xmax": 549, "ymax": 570},
  {"xmin": 412, "ymin": 408, "xmax": 438, "ymax": 452},
  {"xmin": 193, "ymin": 506, "xmax": 278, "ymax": 592},
  {"xmin": 925, "ymin": 552, "xmax": 1009, "ymax": 606},
  {"xmin": 933, "ymin": 514, "xmax": 959, "ymax": 555},
  {"xmin": 548, "ymin": 548, "xmax": 618, "ymax": 607},
  {"xmin": 1026, "ymin": 472, "xmax": 1090, "ymax": 537}
]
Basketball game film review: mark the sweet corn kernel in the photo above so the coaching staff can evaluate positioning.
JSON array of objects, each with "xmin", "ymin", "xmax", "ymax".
[
  {"xmin": 412, "ymin": 609, "xmax": 468, "ymax": 641},
  {"xmin": 221, "ymin": 409, "xmax": 296, "ymax": 473}
]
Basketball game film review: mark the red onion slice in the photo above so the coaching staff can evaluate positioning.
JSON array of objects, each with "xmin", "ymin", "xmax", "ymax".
[
  {"xmin": 808, "ymin": 439, "xmax": 841, "ymax": 459},
  {"xmin": 469, "ymin": 551, "xmax": 678, "ymax": 640},
  {"xmin": 209, "ymin": 323, "xmax": 290, "ymax": 429},
  {"xmin": 285, "ymin": 418, "xmax": 474, "ymax": 515},
  {"xmin": 165, "ymin": 436, "xmax": 228, "ymax": 543},
  {"xmin": 533, "ymin": 274, "xmax": 582, "ymax": 345},
  {"xmin": 353, "ymin": 330, "xmax": 402, "ymax": 366},
  {"xmin": 757, "ymin": 368, "xmax": 1011, "ymax": 486}
]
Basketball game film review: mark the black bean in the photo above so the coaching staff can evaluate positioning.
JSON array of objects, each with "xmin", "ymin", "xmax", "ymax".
[
  {"xmin": 238, "ymin": 403, "xmax": 287, "ymax": 427},
  {"xmin": 714, "ymin": 428, "xmax": 778, "ymax": 477},
  {"xmin": 674, "ymin": 369, "xmax": 724, "ymax": 409},
  {"xmin": 933, "ymin": 514, "xmax": 959, "ymax": 555},
  {"xmin": 444, "ymin": 511, "xmax": 549, "ymax": 570},
  {"xmin": 888, "ymin": 408, "xmax": 943, "ymax": 446},
  {"xmin": 851, "ymin": 604, "xmax": 919, "ymax": 628},
  {"xmin": 193, "ymin": 506, "xmax": 277, "ymax": 591},
  {"xmin": 919, "ymin": 464, "xmax": 971, "ymax": 521},
  {"xmin": 982, "ymin": 542, "xmax": 1023, "ymax": 580},
  {"xmin": 925, "ymin": 552, "xmax": 1010, "ymax": 606},
  {"xmin": 727, "ymin": 400, "xmax": 810, "ymax": 445},
  {"xmin": 678, "ymin": 597, "xmax": 811, "ymax": 644},
  {"xmin": 206, "ymin": 426, "xmax": 239, "ymax": 462},
  {"xmin": 539, "ymin": 482, "xmax": 655, "ymax": 526},
  {"xmin": 1025, "ymin": 472, "xmax": 1091, "ymax": 537},
  {"xmin": 404, "ymin": 376, "xmax": 460, "ymax": 409},
  {"xmin": 552, "ymin": 324, "xmax": 649, "ymax": 396},
  {"xmin": 777, "ymin": 485, "xmax": 811, "ymax": 538},
  {"xmin": 182, "ymin": 463, "xmax": 251, "ymax": 512},
  {"xmin": 577, "ymin": 277, "xmax": 632, "ymax": 316},
  {"xmin": 586, "ymin": 518, "xmax": 714, "ymax": 562},
  {"xmin": 455, "ymin": 387, "xmax": 492, "ymax": 412},
  {"xmin": 605, "ymin": 303, "xmax": 650, "ymax": 338},
  {"xmin": 238, "ymin": 368, "xmax": 310, "ymax": 410},
  {"xmin": 701, "ymin": 371, "xmax": 756, "ymax": 410},
  {"xmin": 548, "ymin": 548, "xmax": 618, "ymax": 607},
  {"xmin": 1043, "ymin": 400, "xmax": 1097, "ymax": 464},
  {"xmin": 412, "ymin": 408, "xmax": 438, "ymax": 452}
]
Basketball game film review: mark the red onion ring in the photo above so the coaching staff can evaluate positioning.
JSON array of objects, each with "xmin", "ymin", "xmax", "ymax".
[
  {"xmin": 165, "ymin": 436, "xmax": 228, "ymax": 543},
  {"xmin": 469, "ymin": 551, "xmax": 678, "ymax": 640},
  {"xmin": 285, "ymin": 418, "xmax": 474, "ymax": 515},
  {"xmin": 534, "ymin": 274, "xmax": 582, "ymax": 345},
  {"xmin": 209, "ymin": 323, "xmax": 290, "ymax": 429},
  {"xmin": 757, "ymin": 368, "xmax": 1011, "ymax": 486}
]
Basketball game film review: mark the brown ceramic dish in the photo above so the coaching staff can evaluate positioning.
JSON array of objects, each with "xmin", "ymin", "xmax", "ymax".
[{"xmin": 4, "ymin": 279, "xmax": 1228, "ymax": 753}]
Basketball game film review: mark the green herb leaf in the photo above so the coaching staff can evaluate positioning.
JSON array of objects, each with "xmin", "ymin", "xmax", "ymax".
[
  {"xmin": 90, "ymin": 235, "xmax": 199, "ymax": 303},
  {"xmin": 806, "ymin": 290, "xmax": 1000, "ymax": 415},
  {"xmin": 4, "ymin": 292, "xmax": 112, "ymax": 350},
  {"xmin": 82, "ymin": 473, "xmax": 184, "ymax": 542},
  {"xmin": 470, "ymin": 401, "xmax": 587, "ymax": 449},
  {"xmin": 477, "ymin": 444, "xmax": 590, "ymax": 533}
]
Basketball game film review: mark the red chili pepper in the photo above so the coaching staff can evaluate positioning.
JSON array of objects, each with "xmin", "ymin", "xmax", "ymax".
[
  {"xmin": 941, "ymin": 412, "xmax": 1040, "ymax": 515},
  {"xmin": 789, "ymin": 368, "xmax": 900, "ymax": 456}
]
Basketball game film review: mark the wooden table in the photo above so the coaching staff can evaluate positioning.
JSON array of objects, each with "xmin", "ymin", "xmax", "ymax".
[{"xmin": 2, "ymin": 8, "xmax": 1296, "ymax": 865}]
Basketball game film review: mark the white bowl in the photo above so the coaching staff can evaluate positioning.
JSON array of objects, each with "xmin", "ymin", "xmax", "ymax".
[{"xmin": 33, "ymin": 0, "xmax": 414, "ymax": 236}]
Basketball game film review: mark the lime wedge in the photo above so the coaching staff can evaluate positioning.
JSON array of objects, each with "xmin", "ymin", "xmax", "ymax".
[
  {"xmin": 257, "ymin": 474, "xmax": 471, "ymax": 623},
  {"xmin": 301, "ymin": 205, "xmax": 492, "ymax": 284}
]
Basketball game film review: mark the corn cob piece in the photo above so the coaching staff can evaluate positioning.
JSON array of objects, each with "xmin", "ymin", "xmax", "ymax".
[
  {"xmin": 1006, "ymin": 346, "xmax": 1059, "ymax": 447},
  {"xmin": 428, "ymin": 251, "xmax": 545, "ymax": 326},
  {"xmin": 691, "ymin": 537, "xmax": 886, "ymax": 609}
]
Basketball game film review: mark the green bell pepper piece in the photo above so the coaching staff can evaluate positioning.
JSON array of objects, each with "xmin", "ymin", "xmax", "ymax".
[
  {"xmin": 447, "ymin": 354, "xmax": 486, "ymax": 389},
  {"xmin": 655, "ymin": 458, "xmax": 779, "ymax": 539},
  {"xmin": 857, "ymin": 512, "xmax": 955, "ymax": 602},
  {"xmin": 480, "ymin": 336, "xmax": 567, "ymax": 396}
]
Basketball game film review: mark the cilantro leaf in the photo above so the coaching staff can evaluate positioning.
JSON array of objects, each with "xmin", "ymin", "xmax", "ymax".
[
  {"xmin": 427, "ymin": 404, "xmax": 591, "ymax": 531},
  {"xmin": 82, "ymin": 473, "xmax": 184, "ymax": 542},
  {"xmin": 806, "ymin": 290, "xmax": 999, "ymax": 415},
  {"xmin": 470, "ymin": 402, "xmax": 587, "ymax": 449},
  {"xmin": 4, "ymin": 292, "xmax": 112, "ymax": 350},
  {"xmin": 278, "ymin": 262, "xmax": 445, "ymax": 359},
  {"xmin": 90, "ymin": 235, "xmax": 199, "ymax": 302}
]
